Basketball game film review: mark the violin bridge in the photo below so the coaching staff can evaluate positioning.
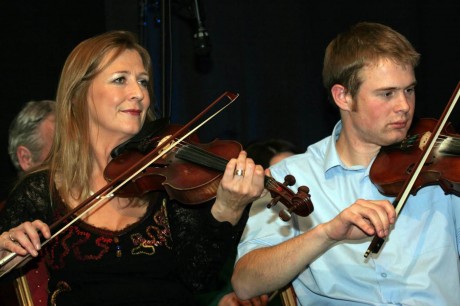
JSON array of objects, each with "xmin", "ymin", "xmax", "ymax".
[{"xmin": 418, "ymin": 131, "xmax": 432, "ymax": 151}]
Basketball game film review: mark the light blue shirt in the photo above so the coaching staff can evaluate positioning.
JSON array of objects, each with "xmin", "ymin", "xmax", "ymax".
[{"xmin": 238, "ymin": 121, "xmax": 460, "ymax": 306}]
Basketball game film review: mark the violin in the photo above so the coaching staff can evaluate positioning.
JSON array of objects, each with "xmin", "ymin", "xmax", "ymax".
[
  {"xmin": 370, "ymin": 117, "xmax": 460, "ymax": 197},
  {"xmin": 365, "ymin": 82, "xmax": 460, "ymax": 257},
  {"xmin": 104, "ymin": 119, "xmax": 314, "ymax": 221}
]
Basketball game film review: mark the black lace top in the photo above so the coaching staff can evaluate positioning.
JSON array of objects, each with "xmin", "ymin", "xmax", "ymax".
[{"xmin": 0, "ymin": 171, "xmax": 247, "ymax": 305}]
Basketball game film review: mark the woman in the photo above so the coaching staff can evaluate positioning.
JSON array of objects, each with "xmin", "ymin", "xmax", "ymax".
[{"xmin": 0, "ymin": 31, "xmax": 265, "ymax": 305}]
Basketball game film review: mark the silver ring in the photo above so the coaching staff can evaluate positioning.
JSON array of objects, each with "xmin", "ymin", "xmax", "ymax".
[
  {"xmin": 8, "ymin": 232, "xmax": 16, "ymax": 242},
  {"xmin": 234, "ymin": 169, "xmax": 245, "ymax": 176}
]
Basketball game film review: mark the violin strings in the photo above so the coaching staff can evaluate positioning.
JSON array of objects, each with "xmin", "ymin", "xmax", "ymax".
[
  {"xmin": 171, "ymin": 139, "xmax": 283, "ymax": 190},
  {"xmin": 173, "ymin": 140, "xmax": 228, "ymax": 172},
  {"xmin": 438, "ymin": 136, "xmax": 460, "ymax": 156},
  {"xmin": 164, "ymin": 139, "xmax": 317, "ymax": 217},
  {"xmin": 391, "ymin": 134, "xmax": 460, "ymax": 155},
  {"xmin": 265, "ymin": 176, "xmax": 283, "ymax": 189}
]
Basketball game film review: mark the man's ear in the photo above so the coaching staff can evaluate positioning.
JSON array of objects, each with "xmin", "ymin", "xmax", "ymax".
[
  {"xmin": 331, "ymin": 84, "xmax": 352, "ymax": 111},
  {"xmin": 17, "ymin": 145, "xmax": 33, "ymax": 172}
]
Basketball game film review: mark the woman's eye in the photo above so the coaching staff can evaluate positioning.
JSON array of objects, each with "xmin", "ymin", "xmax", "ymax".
[
  {"xmin": 113, "ymin": 77, "xmax": 126, "ymax": 84},
  {"xmin": 139, "ymin": 79, "xmax": 149, "ymax": 87}
]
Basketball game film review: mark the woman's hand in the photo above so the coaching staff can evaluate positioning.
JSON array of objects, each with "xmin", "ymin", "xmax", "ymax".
[
  {"xmin": 212, "ymin": 151, "xmax": 265, "ymax": 224},
  {"xmin": 0, "ymin": 220, "xmax": 51, "ymax": 257}
]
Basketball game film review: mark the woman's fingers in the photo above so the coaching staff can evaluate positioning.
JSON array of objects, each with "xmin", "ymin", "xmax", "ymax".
[{"xmin": 1, "ymin": 220, "xmax": 51, "ymax": 257}]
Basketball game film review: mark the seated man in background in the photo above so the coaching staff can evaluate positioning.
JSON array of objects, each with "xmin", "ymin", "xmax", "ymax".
[
  {"xmin": 8, "ymin": 99, "xmax": 56, "ymax": 175},
  {"xmin": 0, "ymin": 99, "xmax": 55, "ymax": 306}
]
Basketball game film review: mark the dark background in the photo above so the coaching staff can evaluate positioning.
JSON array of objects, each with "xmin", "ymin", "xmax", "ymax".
[{"xmin": 0, "ymin": 0, "xmax": 459, "ymax": 200}]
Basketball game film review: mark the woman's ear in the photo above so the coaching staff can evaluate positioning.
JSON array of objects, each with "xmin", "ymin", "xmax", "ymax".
[{"xmin": 331, "ymin": 84, "xmax": 352, "ymax": 111}]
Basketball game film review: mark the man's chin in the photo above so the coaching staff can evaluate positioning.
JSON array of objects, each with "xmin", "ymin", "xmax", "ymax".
[{"xmin": 381, "ymin": 133, "xmax": 407, "ymax": 147}]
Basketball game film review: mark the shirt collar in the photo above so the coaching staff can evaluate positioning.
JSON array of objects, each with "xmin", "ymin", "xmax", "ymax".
[{"xmin": 323, "ymin": 121, "xmax": 369, "ymax": 174}]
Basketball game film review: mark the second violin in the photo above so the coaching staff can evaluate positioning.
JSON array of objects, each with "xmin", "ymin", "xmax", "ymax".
[
  {"xmin": 104, "ymin": 120, "xmax": 314, "ymax": 221},
  {"xmin": 370, "ymin": 117, "xmax": 460, "ymax": 197}
]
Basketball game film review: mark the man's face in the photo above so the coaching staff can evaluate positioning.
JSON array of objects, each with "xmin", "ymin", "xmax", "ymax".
[{"xmin": 347, "ymin": 59, "xmax": 416, "ymax": 147}]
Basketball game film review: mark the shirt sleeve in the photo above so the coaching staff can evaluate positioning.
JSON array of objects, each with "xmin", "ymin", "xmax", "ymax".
[
  {"xmin": 237, "ymin": 161, "xmax": 299, "ymax": 262},
  {"xmin": 0, "ymin": 171, "xmax": 53, "ymax": 233},
  {"xmin": 452, "ymin": 194, "xmax": 460, "ymax": 255},
  {"xmin": 167, "ymin": 199, "xmax": 249, "ymax": 293}
]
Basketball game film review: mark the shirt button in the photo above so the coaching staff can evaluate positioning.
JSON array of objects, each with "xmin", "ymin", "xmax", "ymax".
[{"xmin": 381, "ymin": 273, "xmax": 387, "ymax": 278}]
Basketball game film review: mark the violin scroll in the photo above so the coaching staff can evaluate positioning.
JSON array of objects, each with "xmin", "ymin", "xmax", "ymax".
[{"xmin": 265, "ymin": 175, "xmax": 314, "ymax": 221}]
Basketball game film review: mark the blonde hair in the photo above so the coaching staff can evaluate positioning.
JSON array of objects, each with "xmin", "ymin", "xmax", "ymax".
[
  {"xmin": 49, "ymin": 31, "xmax": 155, "ymax": 203},
  {"xmin": 323, "ymin": 22, "xmax": 420, "ymax": 100}
]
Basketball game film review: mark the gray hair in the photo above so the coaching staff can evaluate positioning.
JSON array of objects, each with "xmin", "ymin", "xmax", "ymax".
[{"xmin": 8, "ymin": 100, "xmax": 56, "ymax": 170}]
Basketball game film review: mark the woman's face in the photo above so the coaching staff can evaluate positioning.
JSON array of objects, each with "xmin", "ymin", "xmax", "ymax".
[{"xmin": 87, "ymin": 49, "xmax": 150, "ymax": 146}]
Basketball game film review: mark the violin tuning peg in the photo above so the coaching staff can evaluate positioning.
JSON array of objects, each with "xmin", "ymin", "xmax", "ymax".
[
  {"xmin": 267, "ymin": 196, "xmax": 280, "ymax": 209},
  {"xmin": 279, "ymin": 209, "xmax": 292, "ymax": 222},
  {"xmin": 298, "ymin": 185, "xmax": 310, "ymax": 194},
  {"xmin": 283, "ymin": 175, "xmax": 296, "ymax": 186}
]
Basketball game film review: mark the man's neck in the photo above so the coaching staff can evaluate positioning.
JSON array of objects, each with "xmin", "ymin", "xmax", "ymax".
[{"xmin": 335, "ymin": 130, "xmax": 380, "ymax": 167}]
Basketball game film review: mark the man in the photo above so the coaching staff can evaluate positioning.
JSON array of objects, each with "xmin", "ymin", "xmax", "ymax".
[
  {"xmin": 232, "ymin": 22, "xmax": 460, "ymax": 305},
  {"xmin": 8, "ymin": 99, "xmax": 56, "ymax": 173},
  {"xmin": 0, "ymin": 99, "xmax": 55, "ymax": 305},
  {"xmin": 2, "ymin": 99, "xmax": 56, "ymax": 208}
]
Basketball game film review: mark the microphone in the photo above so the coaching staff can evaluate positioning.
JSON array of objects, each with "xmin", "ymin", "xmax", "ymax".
[{"xmin": 193, "ymin": 0, "xmax": 211, "ymax": 56}]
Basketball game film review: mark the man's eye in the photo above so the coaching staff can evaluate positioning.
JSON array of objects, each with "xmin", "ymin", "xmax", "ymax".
[
  {"xmin": 382, "ymin": 91, "xmax": 394, "ymax": 98},
  {"xmin": 405, "ymin": 87, "xmax": 415, "ymax": 94}
]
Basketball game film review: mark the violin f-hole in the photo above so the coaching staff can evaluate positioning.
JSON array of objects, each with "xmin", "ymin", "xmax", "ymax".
[
  {"xmin": 406, "ymin": 163, "xmax": 415, "ymax": 175},
  {"xmin": 406, "ymin": 154, "xmax": 437, "ymax": 175}
]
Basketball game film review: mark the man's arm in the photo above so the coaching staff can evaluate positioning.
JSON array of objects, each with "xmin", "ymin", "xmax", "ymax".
[{"xmin": 232, "ymin": 199, "xmax": 396, "ymax": 300}]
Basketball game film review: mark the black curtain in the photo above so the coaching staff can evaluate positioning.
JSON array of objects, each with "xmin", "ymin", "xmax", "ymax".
[
  {"xmin": 0, "ymin": 0, "xmax": 459, "ymax": 199},
  {"xmin": 160, "ymin": 0, "xmax": 460, "ymax": 147}
]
